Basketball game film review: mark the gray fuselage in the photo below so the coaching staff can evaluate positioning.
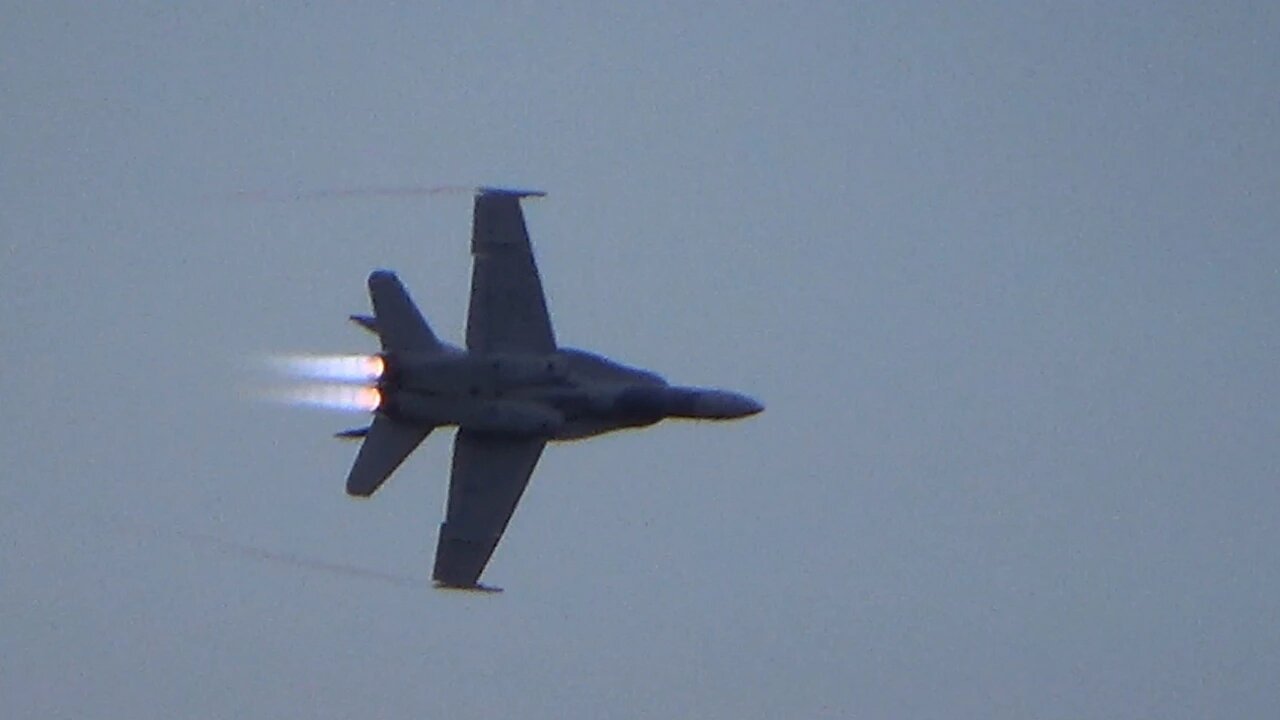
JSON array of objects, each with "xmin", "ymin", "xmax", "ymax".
[{"xmin": 374, "ymin": 346, "xmax": 763, "ymax": 441}]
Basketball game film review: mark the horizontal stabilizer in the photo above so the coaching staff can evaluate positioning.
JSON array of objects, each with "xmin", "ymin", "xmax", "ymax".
[
  {"xmin": 346, "ymin": 415, "xmax": 432, "ymax": 497},
  {"xmin": 335, "ymin": 427, "xmax": 369, "ymax": 440}
]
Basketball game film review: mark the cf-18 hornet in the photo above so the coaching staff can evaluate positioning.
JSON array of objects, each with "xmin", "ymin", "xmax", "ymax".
[{"xmin": 326, "ymin": 188, "xmax": 762, "ymax": 591}]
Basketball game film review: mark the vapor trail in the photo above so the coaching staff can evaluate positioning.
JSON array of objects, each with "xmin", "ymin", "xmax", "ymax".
[
  {"xmin": 169, "ymin": 529, "xmax": 424, "ymax": 589},
  {"xmin": 227, "ymin": 185, "xmax": 475, "ymax": 203},
  {"xmin": 104, "ymin": 514, "xmax": 424, "ymax": 589}
]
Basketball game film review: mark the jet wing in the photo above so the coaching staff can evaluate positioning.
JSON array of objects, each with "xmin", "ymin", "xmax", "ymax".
[
  {"xmin": 465, "ymin": 190, "xmax": 557, "ymax": 354},
  {"xmin": 433, "ymin": 429, "xmax": 547, "ymax": 589}
]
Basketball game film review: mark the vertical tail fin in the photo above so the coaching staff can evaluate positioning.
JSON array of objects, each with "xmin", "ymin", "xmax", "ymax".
[{"xmin": 367, "ymin": 270, "xmax": 442, "ymax": 353}]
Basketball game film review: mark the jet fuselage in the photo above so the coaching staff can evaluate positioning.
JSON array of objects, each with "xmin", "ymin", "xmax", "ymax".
[
  {"xmin": 312, "ymin": 189, "xmax": 762, "ymax": 589},
  {"xmin": 373, "ymin": 346, "xmax": 763, "ymax": 441}
]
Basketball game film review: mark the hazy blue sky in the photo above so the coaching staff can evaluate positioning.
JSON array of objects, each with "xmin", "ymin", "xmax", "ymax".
[{"xmin": 4, "ymin": 3, "xmax": 1277, "ymax": 718}]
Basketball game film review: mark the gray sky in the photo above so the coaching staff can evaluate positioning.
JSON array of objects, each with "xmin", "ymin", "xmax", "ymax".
[{"xmin": 4, "ymin": 3, "xmax": 1278, "ymax": 718}]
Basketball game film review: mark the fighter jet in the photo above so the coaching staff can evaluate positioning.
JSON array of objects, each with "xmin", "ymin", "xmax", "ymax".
[{"xmin": 334, "ymin": 188, "xmax": 762, "ymax": 591}]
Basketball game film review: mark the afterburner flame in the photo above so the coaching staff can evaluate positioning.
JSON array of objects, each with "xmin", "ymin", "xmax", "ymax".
[
  {"xmin": 270, "ymin": 354, "xmax": 384, "ymax": 383},
  {"xmin": 276, "ymin": 384, "xmax": 381, "ymax": 413}
]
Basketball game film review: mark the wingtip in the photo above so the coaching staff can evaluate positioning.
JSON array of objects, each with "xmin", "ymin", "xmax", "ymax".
[
  {"xmin": 432, "ymin": 580, "xmax": 504, "ymax": 594},
  {"xmin": 476, "ymin": 186, "xmax": 546, "ymax": 199}
]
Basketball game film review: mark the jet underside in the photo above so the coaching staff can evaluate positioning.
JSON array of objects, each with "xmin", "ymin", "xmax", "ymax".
[
  {"xmin": 370, "ymin": 347, "xmax": 678, "ymax": 441},
  {"xmin": 295, "ymin": 188, "xmax": 761, "ymax": 590}
]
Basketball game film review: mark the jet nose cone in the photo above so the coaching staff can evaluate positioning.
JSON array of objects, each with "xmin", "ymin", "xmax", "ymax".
[{"xmin": 703, "ymin": 390, "xmax": 764, "ymax": 419}]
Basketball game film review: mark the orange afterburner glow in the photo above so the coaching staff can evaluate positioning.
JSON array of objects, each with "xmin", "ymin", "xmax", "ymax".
[
  {"xmin": 270, "ymin": 354, "xmax": 384, "ymax": 383},
  {"xmin": 276, "ymin": 384, "xmax": 382, "ymax": 413}
]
